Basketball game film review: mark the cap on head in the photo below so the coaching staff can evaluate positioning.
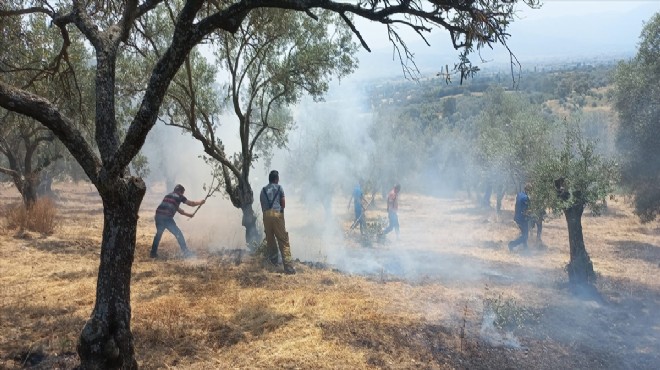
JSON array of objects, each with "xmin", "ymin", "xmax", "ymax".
[
  {"xmin": 174, "ymin": 184, "xmax": 185, "ymax": 193},
  {"xmin": 268, "ymin": 170, "xmax": 279, "ymax": 183}
]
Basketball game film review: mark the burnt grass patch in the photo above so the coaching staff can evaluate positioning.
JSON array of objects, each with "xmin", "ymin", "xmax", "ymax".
[
  {"xmin": 6, "ymin": 349, "xmax": 78, "ymax": 369},
  {"xmin": 319, "ymin": 319, "xmax": 455, "ymax": 366},
  {"xmin": 316, "ymin": 319, "xmax": 558, "ymax": 369}
]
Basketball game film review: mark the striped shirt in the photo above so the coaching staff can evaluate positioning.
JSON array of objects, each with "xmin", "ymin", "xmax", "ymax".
[
  {"xmin": 155, "ymin": 192, "xmax": 188, "ymax": 218},
  {"xmin": 387, "ymin": 189, "xmax": 398, "ymax": 212}
]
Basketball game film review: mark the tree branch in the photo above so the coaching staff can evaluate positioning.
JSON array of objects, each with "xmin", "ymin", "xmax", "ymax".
[
  {"xmin": 0, "ymin": 166, "xmax": 20, "ymax": 178},
  {"xmin": 0, "ymin": 81, "xmax": 101, "ymax": 183}
]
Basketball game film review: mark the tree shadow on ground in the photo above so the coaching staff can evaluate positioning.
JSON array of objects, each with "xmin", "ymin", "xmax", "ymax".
[
  {"xmin": 133, "ymin": 302, "xmax": 293, "ymax": 368},
  {"xmin": 0, "ymin": 302, "xmax": 84, "ymax": 369},
  {"xmin": 26, "ymin": 238, "xmax": 98, "ymax": 256},
  {"xmin": 57, "ymin": 208, "xmax": 104, "ymax": 217},
  {"xmin": 608, "ymin": 240, "xmax": 660, "ymax": 265},
  {"xmin": 533, "ymin": 275, "xmax": 660, "ymax": 370}
]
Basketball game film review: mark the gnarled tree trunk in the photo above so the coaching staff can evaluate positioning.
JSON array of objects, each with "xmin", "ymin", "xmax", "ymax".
[
  {"xmin": 224, "ymin": 166, "xmax": 260, "ymax": 246},
  {"xmin": 564, "ymin": 203, "xmax": 595, "ymax": 285},
  {"xmin": 19, "ymin": 173, "xmax": 39, "ymax": 207},
  {"xmin": 237, "ymin": 180, "xmax": 260, "ymax": 245},
  {"xmin": 77, "ymin": 177, "xmax": 145, "ymax": 370},
  {"xmin": 242, "ymin": 204, "xmax": 260, "ymax": 245}
]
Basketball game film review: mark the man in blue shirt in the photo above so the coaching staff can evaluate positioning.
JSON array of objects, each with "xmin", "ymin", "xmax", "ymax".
[
  {"xmin": 348, "ymin": 182, "xmax": 367, "ymax": 235},
  {"xmin": 508, "ymin": 183, "xmax": 530, "ymax": 251}
]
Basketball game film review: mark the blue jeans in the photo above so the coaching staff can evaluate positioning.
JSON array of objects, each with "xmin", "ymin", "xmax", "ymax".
[
  {"xmin": 383, "ymin": 210, "xmax": 399, "ymax": 236},
  {"xmin": 354, "ymin": 206, "xmax": 366, "ymax": 234},
  {"xmin": 151, "ymin": 216, "xmax": 188, "ymax": 254},
  {"xmin": 509, "ymin": 220, "xmax": 529, "ymax": 249}
]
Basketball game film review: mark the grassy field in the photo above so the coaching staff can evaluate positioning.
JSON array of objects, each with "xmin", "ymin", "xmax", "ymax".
[{"xmin": 1, "ymin": 181, "xmax": 659, "ymax": 369}]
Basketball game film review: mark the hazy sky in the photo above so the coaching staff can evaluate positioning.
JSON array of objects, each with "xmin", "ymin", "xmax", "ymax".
[{"xmin": 351, "ymin": 0, "xmax": 660, "ymax": 79}]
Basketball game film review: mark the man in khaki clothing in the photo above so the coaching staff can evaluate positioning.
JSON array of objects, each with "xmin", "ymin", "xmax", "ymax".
[{"xmin": 260, "ymin": 170, "xmax": 296, "ymax": 274}]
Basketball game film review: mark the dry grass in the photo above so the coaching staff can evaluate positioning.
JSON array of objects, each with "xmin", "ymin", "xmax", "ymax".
[
  {"xmin": 4, "ymin": 197, "xmax": 58, "ymax": 235},
  {"xmin": 1, "ymin": 182, "xmax": 659, "ymax": 369}
]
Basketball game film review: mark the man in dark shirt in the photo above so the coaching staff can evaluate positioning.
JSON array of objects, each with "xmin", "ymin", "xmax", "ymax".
[
  {"xmin": 508, "ymin": 183, "xmax": 531, "ymax": 251},
  {"xmin": 150, "ymin": 184, "xmax": 205, "ymax": 258},
  {"xmin": 260, "ymin": 170, "xmax": 295, "ymax": 274}
]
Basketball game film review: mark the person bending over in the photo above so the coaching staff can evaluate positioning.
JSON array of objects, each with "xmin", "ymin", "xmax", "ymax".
[{"xmin": 150, "ymin": 184, "xmax": 205, "ymax": 259}]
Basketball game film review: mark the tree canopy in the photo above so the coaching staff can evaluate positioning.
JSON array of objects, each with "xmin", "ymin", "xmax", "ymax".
[{"xmin": 613, "ymin": 12, "xmax": 660, "ymax": 222}]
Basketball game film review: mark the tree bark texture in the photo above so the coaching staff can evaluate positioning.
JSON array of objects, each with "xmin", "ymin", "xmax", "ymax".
[
  {"xmin": 564, "ymin": 204, "xmax": 596, "ymax": 285},
  {"xmin": 20, "ymin": 174, "xmax": 39, "ymax": 207},
  {"xmin": 77, "ymin": 177, "xmax": 145, "ymax": 370},
  {"xmin": 242, "ymin": 204, "xmax": 260, "ymax": 245},
  {"xmin": 224, "ymin": 169, "xmax": 260, "ymax": 245}
]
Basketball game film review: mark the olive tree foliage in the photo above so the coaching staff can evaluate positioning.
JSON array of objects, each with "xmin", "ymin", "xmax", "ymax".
[
  {"xmin": 0, "ymin": 6, "xmax": 93, "ymax": 205},
  {"xmin": 0, "ymin": 1, "xmax": 538, "ymax": 368},
  {"xmin": 0, "ymin": 113, "xmax": 60, "ymax": 205},
  {"xmin": 475, "ymin": 87, "xmax": 555, "ymax": 211},
  {"xmin": 613, "ymin": 12, "xmax": 660, "ymax": 222},
  {"xmin": 369, "ymin": 105, "xmax": 444, "ymax": 195},
  {"xmin": 158, "ymin": 7, "xmax": 359, "ymax": 245},
  {"xmin": 212, "ymin": 8, "xmax": 358, "ymax": 246},
  {"xmin": 529, "ymin": 120, "xmax": 618, "ymax": 285}
]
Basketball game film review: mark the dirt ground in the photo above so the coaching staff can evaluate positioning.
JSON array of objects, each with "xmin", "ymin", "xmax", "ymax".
[{"xmin": 0, "ymin": 181, "xmax": 659, "ymax": 369}]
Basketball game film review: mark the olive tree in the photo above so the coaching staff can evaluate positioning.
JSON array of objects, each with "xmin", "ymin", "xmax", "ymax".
[
  {"xmin": 613, "ymin": 12, "xmax": 660, "ymax": 222},
  {"xmin": 0, "ymin": 114, "xmax": 60, "ymax": 205},
  {"xmin": 0, "ymin": 8, "xmax": 93, "ymax": 205},
  {"xmin": 171, "ymin": 8, "xmax": 358, "ymax": 245},
  {"xmin": 529, "ymin": 120, "xmax": 618, "ymax": 285},
  {"xmin": 475, "ymin": 87, "xmax": 554, "ymax": 211},
  {"xmin": 0, "ymin": 1, "xmax": 538, "ymax": 368}
]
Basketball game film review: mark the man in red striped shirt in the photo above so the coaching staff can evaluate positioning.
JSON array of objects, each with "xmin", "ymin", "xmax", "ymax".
[
  {"xmin": 382, "ymin": 183, "xmax": 401, "ymax": 240},
  {"xmin": 149, "ymin": 184, "xmax": 205, "ymax": 259}
]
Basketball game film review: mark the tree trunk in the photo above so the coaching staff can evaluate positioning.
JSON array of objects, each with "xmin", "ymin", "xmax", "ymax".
[
  {"xmin": 496, "ymin": 187, "xmax": 505, "ymax": 213},
  {"xmin": 228, "ymin": 175, "xmax": 260, "ymax": 246},
  {"xmin": 481, "ymin": 184, "xmax": 492, "ymax": 208},
  {"xmin": 37, "ymin": 170, "xmax": 54, "ymax": 197},
  {"xmin": 564, "ymin": 204, "xmax": 595, "ymax": 285},
  {"xmin": 19, "ymin": 174, "xmax": 39, "ymax": 207},
  {"xmin": 242, "ymin": 205, "xmax": 260, "ymax": 246},
  {"xmin": 77, "ymin": 177, "xmax": 145, "ymax": 370}
]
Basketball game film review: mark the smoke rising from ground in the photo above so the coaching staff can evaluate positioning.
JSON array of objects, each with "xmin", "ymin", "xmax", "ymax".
[
  {"xmin": 266, "ymin": 79, "xmax": 514, "ymax": 284},
  {"xmin": 141, "ymin": 121, "xmax": 247, "ymax": 251},
  {"xmin": 134, "ymin": 67, "xmax": 659, "ymax": 370}
]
